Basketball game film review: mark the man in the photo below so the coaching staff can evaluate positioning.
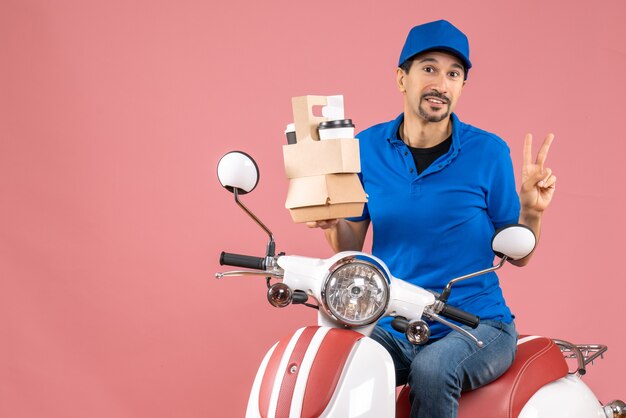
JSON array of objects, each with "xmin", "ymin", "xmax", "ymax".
[{"xmin": 308, "ymin": 20, "xmax": 556, "ymax": 418}]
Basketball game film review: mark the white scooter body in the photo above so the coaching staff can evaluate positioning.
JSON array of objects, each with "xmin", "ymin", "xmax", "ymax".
[
  {"xmin": 520, "ymin": 375, "xmax": 607, "ymax": 418},
  {"xmin": 245, "ymin": 327, "xmax": 396, "ymax": 418},
  {"xmin": 277, "ymin": 252, "xmax": 436, "ymax": 334}
]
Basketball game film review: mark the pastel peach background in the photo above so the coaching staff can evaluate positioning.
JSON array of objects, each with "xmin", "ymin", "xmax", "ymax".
[{"xmin": 1, "ymin": 0, "xmax": 625, "ymax": 417}]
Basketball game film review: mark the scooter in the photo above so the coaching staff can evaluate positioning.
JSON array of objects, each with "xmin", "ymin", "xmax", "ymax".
[{"xmin": 215, "ymin": 151, "xmax": 625, "ymax": 418}]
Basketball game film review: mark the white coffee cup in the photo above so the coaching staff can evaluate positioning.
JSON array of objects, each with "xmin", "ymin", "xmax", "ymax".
[
  {"xmin": 318, "ymin": 119, "xmax": 355, "ymax": 140},
  {"xmin": 284, "ymin": 123, "xmax": 297, "ymax": 144}
]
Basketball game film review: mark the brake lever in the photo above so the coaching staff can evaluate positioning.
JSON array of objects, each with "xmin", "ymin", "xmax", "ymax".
[
  {"xmin": 215, "ymin": 269, "xmax": 284, "ymax": 279},
  {"xmin": 423, "ymin": 309, "xmax": 484, "ymax": 348}
]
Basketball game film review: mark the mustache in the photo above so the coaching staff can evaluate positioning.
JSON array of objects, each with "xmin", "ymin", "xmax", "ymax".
[{"xmin": 421, "ymin": 91, "xmax": 450, "ymax": 104}]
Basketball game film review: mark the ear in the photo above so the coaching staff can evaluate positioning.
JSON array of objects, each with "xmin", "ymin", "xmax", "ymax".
[{"xmin": 396, "ymin": 68, "xmax": 406, "ymax": 93}]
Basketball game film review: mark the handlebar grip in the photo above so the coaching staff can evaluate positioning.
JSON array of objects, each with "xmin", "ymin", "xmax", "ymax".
[
  {"xmin": 439, "ymin": 305, "xmax": 480, "ymax": 329},
  {"xmin": 391, "ymin": 316, "xmax": 410, "ymax": 333},
  {"xmin": 220, "ymin": 252, "xmax": 266, "ymax": 270}
]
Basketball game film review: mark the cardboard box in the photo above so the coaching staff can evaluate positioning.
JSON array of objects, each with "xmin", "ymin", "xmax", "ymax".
[
  {"xmin": 282, "ymin": 138, "xmax": 360, "ymax": 178},
  {"xmin": 285, "ymin": 173, "xmax": 367, "ymax": 223}
]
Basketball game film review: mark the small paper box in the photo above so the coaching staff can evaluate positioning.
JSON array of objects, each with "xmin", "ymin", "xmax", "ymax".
[
  {"xmin": 285, "ymin": 173, "xmax": 367, "ymax": 223},
  {"xmin": 282, "ymin": 138, "xmax": 360, "ymax": 179}
]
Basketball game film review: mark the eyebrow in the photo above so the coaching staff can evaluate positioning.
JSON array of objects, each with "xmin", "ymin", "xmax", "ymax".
[{"xmin": 417, "ymin": 57, "xmax": 465, "ymax": 71}]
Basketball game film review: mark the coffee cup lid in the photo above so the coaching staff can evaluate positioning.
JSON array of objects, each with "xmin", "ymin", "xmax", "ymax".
[
  {"xmin": 318, "ymin": 119, "xmax": 354, "ymax": 129},
  {"xmin": 284, "ymin": 123, "xmax": 295, "ymax": 133}
]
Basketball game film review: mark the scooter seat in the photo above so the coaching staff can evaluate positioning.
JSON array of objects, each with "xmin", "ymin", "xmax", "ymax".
[{"xmin": 396, "ymin": 335, "xmax": 569, "ymax": 418}]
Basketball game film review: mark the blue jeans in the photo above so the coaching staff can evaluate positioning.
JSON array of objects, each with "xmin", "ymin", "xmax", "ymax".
[{"xmin": 370, "ymin": 319, "xmax": 518, "ymax": 418}]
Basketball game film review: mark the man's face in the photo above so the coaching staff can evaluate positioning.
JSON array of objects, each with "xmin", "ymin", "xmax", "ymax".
[{"xmin": 397, "ymin": 51, "xmax": 466, "ymax": 123}]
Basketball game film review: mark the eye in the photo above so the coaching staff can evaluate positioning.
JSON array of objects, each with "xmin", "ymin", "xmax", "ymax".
[
  {"xmin": 423, "ymin": 66, "xmax": 435, "ymax": 73},
  {"xmin": 448, "ymin": 71, "xmax": 461, "ymax": 78}
]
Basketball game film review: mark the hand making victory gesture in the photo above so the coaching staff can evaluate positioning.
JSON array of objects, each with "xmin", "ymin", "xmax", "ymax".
[
  {"xmin": 511, "ymin": 133, "xmax": 556, "ymax": 266},
  {"xmin": 519, "ymin": 133, "xmax": 556, "ymax": 216}
]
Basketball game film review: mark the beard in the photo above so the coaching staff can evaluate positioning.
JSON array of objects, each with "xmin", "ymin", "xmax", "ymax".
[
  {"xmin": 418, "ymin": 104, "xmax": 450, "ymax": 122},
  {"xmin": 418, "ymin": 92, "xmax": 451, "ymax": 122}
]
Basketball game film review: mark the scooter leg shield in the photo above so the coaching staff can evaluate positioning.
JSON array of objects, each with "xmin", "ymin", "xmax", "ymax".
[{"xmin": 246, "ymin": 326, "xmax": 396, "ymax": 418}]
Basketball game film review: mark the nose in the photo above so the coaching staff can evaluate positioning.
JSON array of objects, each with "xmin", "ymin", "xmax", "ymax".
[{"xmin": 429, "ymin": 72, "xmax": 449, "ymax": 93}]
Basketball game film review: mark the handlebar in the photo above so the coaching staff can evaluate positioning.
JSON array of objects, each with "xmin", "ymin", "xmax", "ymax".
[
  {"xmin": 220, "ymin": 252, "xmax": 266, "ymax": 270},
  {"xmin": 438, "ymin": 304, "xmax": 480, "ymax": 329},
  {"xmin": 392, "ymin": 302, "xmax": 480, "ymax": 334}
]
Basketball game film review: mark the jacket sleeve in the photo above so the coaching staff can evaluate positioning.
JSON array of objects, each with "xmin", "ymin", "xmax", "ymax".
[{"xmin": 485, "ymin": 143, "xmax": 520, "ymax": 229}]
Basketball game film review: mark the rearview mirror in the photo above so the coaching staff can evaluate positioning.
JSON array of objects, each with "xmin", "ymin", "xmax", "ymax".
[
  {"xmin": 491, "ymin": 225, "xmax": 536, "ymax": 260},
  {"xmin": 217, "ymin": 151, "xmax": 259, "ymax": 194},
  {"xmin": 440, "ymin": 224, "xmax": 537, "ymax": 303}
]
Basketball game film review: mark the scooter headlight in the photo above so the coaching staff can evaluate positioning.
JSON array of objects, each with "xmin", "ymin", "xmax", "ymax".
[{"xmin": 321, "ymin": 255, "xmax": 390, "ymax": 327}]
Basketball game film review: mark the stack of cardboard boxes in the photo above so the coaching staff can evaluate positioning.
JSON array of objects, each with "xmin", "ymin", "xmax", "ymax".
[{"xmin": 283, "ymin": 95, "xmax": 367, "ymax": 223}]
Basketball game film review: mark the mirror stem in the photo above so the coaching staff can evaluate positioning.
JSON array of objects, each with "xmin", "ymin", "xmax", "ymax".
[
  {"xmin": 439, "ymin": 256, "xmax": 508, "ymax": 303},
  {"xmin": 234, "ymin": 188, "xmax": 276, "ymax": 256}
]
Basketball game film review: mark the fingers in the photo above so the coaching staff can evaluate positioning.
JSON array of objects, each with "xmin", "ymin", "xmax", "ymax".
[
  {"xmin": 523, "ymin": 133, "xmax": 533, "ymax": 167},
  {"xmin": 523, "ymin": 132, "xmax": 555, "ymax": 171},
  {"xmin": 521, "ymin": 167, "xmax": 555, "ymax": 191},
  {"xmin": 542, "ymin": 174, "xmax": 556, "ymax": 189},
  {"xmin": 535, "ymin": 133, "xmax": 555, "ymax": 169},
  {"xmin": 537, "ymin": 167, "xmax": 555, "ymax": 188},
  {"xmin": 306, "ymin": 219, "xmax": 339, "ymax": 229}
]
